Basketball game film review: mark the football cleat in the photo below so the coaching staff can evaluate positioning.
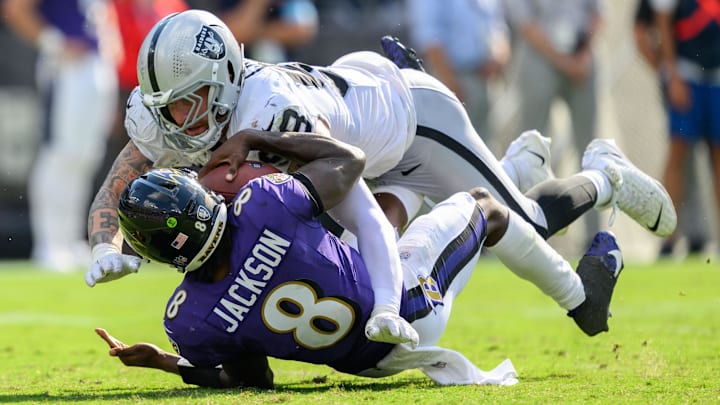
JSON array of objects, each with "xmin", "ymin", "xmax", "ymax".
[
  {"xmin": 500, "ymin": 130, "xmax": 555, "ymax": 193},
  {"xmin": 380, "ymin": 35, "xmax": 425, "ymax": 71},
  {"xmin": 568, "ymin": 231, "xmax": 624, "ymax": 336},
  {"xmin": 581, "ymin": 138, "xmax": 677, "ymax": 237}
]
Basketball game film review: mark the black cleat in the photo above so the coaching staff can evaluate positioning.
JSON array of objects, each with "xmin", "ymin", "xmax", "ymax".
[
  {"xmin": 380, "ymin": 35, "xmax": 425, "ymax": 71},
  {"xmin": 568, "ymin": 231, "xmax": 624, "ymax": 336}
]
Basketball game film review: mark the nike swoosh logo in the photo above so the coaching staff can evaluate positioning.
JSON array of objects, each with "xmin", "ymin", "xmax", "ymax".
[
  {"xmin": 648, "ymin": 206, "xmax": 663, "ymax": 233},
  {"xmin": 401, "ymin": 163, "xmax": 421, "ymax": 176},
  {"xmin": 528, "ymin": 151, "xmax": 545, "ymax": 165}
]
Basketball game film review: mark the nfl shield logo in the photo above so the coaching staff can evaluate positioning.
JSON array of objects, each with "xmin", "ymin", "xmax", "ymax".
[
  {"xmin": 197, "ymin": 206, "xmax": 212, "ymax": 221},
  {"xmin": 418, "ymin": 275, "xmax": 443, "ymax": 306}
]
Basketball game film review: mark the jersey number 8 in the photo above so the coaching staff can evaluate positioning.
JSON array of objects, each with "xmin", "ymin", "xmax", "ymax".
[{"xmin": 262, "ymin": 281, "xmax": 355, "ymax": 349}]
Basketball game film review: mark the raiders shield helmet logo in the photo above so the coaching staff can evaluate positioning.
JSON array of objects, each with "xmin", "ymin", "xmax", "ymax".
[{"xmin": 194, "ymin": 25, "xmax": 225, "ymax": 60}]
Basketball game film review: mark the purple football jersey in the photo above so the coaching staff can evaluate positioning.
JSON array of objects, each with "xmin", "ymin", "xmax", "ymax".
[
  {"xmin": 164, "ymin": 174, "xmax": 395, "ymax": 374},
  {"xmin": 40, "ymin": 0, "xmax": 99, "ymax": 50}
]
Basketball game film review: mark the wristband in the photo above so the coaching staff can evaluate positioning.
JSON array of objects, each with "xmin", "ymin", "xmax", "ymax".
[
  {"xmin": 91, "ymin": 243, "xmax": 121, "ymax": 262},
  {"xmin": 370, "ymin": 303, "xmax": 400, "ymax": 318}
]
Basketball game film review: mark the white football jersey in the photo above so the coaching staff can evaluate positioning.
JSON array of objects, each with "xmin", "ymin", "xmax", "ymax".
[
  {"xmin": 124, "ymin": 50, "xmax": 554, "ymax": 240},
  {"xmin": 125, "ymin": 51, "xmax": 416, "ymax": 178}
]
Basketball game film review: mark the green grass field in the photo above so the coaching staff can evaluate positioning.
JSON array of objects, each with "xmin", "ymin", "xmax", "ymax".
[{"xmin": 0, "ymin": 256, "xmax": 718, "ymax": 404}]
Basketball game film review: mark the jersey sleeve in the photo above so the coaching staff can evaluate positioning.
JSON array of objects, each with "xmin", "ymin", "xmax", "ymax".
[
  {"xmin": 168, "ymin": 334, "xmax": 231, "ymax": 368},
  {"xmin": 230, "ymin": 65, "xmax": 323, "ymax": 134},
  {"xmin": 124, "ymin": 87, "xmax": 163, "ymax": 160}
]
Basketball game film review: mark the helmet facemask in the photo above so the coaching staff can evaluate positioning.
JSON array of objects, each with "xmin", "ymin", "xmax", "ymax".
[{"xmin": 145, "ymin": 78, "xmax": 231, "ymax": 152}]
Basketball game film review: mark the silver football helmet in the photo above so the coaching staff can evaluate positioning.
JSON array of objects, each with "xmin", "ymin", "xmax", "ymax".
[{"xmin": 137, "ymin": 10, "xmax": 245, "ymax": 153}]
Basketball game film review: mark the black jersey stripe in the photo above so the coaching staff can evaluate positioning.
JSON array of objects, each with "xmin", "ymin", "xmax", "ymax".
[
  {"xmin": 415, "ymin": 125, "xmax": 543, "ymax": 236},
  {"xmin": 146, "ymin": 14, "xmax": 178, "ymax": 92}
]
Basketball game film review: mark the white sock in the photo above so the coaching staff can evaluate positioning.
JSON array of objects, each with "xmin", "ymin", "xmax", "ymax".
[
  {"xmin": 488, "ymin": 211, "xmax": 585, "ymax": 310},
  {"xmin": 578, "ymin": 169, "xmax": 614, "ymax": 208}
]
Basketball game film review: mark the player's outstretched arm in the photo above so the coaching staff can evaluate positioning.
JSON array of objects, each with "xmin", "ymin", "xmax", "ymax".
[
  {"xmin": 95, "ymin": 328, "xmax": 274, "ymax": 389},
  {"xmin": 96, "ymin": 328, "xmax": 181, "ymax": 373},
  {"xmin": 85, "ymin": 142, "xmax": 152, "ymax": 287},
  {"xmin": 329, "ymin": 180, "xmax": 418, "ymax": 348}
]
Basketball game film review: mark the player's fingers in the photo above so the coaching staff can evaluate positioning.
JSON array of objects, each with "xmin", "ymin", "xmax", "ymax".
[
  {"xmin": 224, "ymin": 156, "xmax": 248, "ymax": 182},
  {"xmin": 123, "ymin": 255, "xmax": 142, "ymax": 272},
  {"xmin": 198, "ymin": 153, "xmax": 233, "ymax": 178},
  {"xmin": 365, "ymin": 325, "xmax": 378, "ymax": 339},
  {"xmin": 95, "ymin": 328, "xmax": 116, "ymax": 347},
  {"xmin": 96, "ymin": 328, "xmax": 127, "ymax": 349},
  {"xmin": 386, "ymin": 320, "xmax": 400, "ymax": 337},
  {"xmin": 98, "ymin": 254, "xmax": 123, "ymax": 274},
  {"xmin": 88, "ymin": 261, "xmax": 108, "ymax": 285},
  {"xmin": 402, "ymin": 325, "xmax": 419, "ymax": 348},
  {"xmin": 84, "ymin": 267, "xmax": 98, "ymax": 287}
]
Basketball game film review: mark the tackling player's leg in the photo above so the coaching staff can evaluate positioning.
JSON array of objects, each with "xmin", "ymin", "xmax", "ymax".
[
  {"xmin": 500, "ymin": 129, "xmax": 555, "ymax": 194},
  {"xmin": 398, "ymin": 186, "xmax": 621, "ymax": 341},
  {"xmin": 581, "ymin": 139, "xmax": 677, "ymax": 237},
  {"xmin": 380, "ymin": 36, "xmax": 425, "ymax": 71}
]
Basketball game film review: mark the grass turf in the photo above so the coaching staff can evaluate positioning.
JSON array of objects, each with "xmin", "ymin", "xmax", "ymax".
[{"xmin": 0, "ymin": 256, "xmax": 718, "ymax": 404}]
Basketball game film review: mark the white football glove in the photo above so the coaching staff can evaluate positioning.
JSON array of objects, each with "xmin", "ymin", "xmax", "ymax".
[
  {"xmin": 364, "ymin": 305, "xmax": 419, "ymax": 349},
  {"xmin": 85, "ymin": 243, "xmax": 142, "ymax": 287}
]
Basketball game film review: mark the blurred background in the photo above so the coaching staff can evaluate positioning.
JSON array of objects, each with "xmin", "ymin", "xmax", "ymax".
[{"xmin": 0, "ymin": 0, "xmax": 717, "ymax": 265}]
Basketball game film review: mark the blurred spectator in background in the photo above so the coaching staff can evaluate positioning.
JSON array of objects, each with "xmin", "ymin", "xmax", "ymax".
[
  {"xmin": 109, "ymin": 0, "xmax": 188, "ymax": 98},
  {"xmin": 633, "ymin": 0, "xmax": 713, "ymax": 257},
  {"xmin": 187, "ymin": 0, "xmax": 319, "ymax": 63},
  {"xmin": 653, "ymin": 0, "xmax": 720, "ymax": 257},
  {"xmin": 0, "ymin": 19, "xmax": 39, "ymax": 259},
  {"xmin": 634, "ymin": 0, "xmax": 664, "ymax": 70},
  {"xmin": 94, "ymin": 0, "xmax": 189, "ymax": 198},
  {"xmin": 505, "ymin": 0, "xmax": 601, "ymax": 159},
  {"xmin": 2, "ymin": 0, "xmax": 118, "ymax": 271},
  {"xmin": 505, "ymin": 0, "xmax": 602, "ymax": 240},
  {"xmin": 406, "ymin": 0, "xmax": 510, "ymax": 153},
  {"xmin": 296, "ymin": 0, "xmax": 406, "ymax": 66}
]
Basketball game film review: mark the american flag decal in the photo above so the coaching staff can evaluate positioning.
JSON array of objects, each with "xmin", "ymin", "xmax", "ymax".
[{"xmin": 171, "ymin": 232, "xmax": 189, "ymax": 249}]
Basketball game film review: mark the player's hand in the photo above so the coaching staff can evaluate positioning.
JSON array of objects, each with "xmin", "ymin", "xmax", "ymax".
[
  {"xmin": 365, "ymin": 307, "xmax": 419, "ymax": 349},
  {"xmin": 95, "ymin": 328, "xmax": 165, "ymax": 369},
  {"xmin": 85, "ymin": 243, "xmax": 142, "ymax": 287},
  {"xmin": 668, "ymin": 73, "xmax": 691, "ymax": 111},
  {"xmin": 198, "ymin": 130, "xmax": 253, "ymax": 182}
]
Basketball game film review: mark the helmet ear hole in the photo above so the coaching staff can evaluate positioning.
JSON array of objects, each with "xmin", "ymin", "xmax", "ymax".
[{"xmin": 227, "ymin": 60, "xmax": 236, "ymax": 84}]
